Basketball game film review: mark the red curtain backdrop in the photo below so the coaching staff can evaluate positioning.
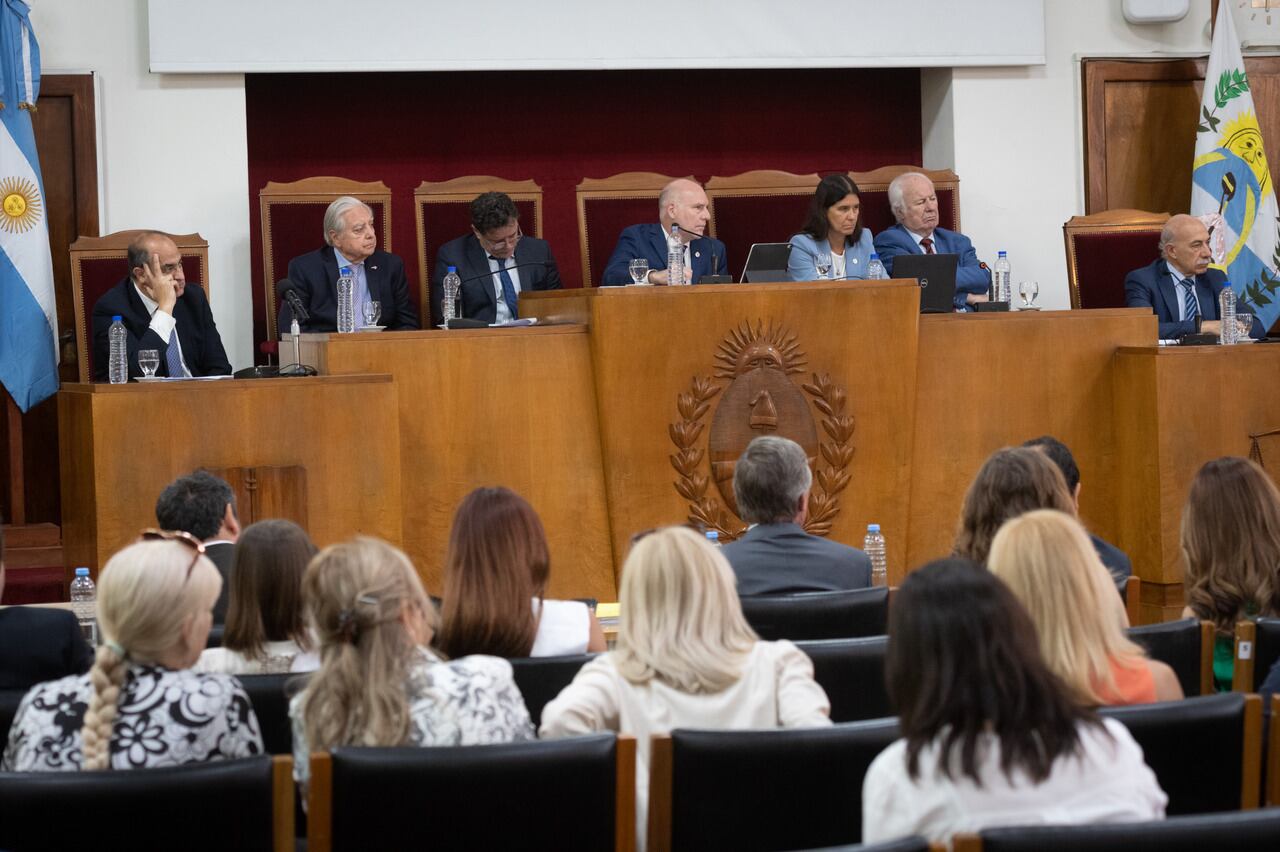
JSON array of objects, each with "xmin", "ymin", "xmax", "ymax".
[{"xmin": 246, "ymin": 69, "xmax": 922, "ymax": 351}]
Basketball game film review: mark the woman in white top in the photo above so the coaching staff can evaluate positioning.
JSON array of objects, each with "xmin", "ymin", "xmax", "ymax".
[
  {"xmin": 196, "ymin": 519, "xmax": 317, "ymax": 675},
  {"xmin": 540, "ymin": 525, "xmax": 831, "ymax": 849},
  {"xmin": 436, "ymin": 487, "xmax": 605, "ymax": 659},
  {"xmin": 862, "ymin": 558, "xmax": 1166, "ymax": 845}
]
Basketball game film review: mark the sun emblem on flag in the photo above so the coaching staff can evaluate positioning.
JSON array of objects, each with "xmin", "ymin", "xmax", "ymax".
[
  {"xmin": 1220, "ymin": 111, "xmax": 1270, "ymax": 194},
  {"xmin": 0, "ymin": 177, "xmax": 41, "ymax": 233}
]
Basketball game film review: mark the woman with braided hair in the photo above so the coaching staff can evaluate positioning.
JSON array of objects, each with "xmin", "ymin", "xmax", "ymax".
[{"xmin": 2, "ymin": 535, "xmax": 263, "ymax": 771}]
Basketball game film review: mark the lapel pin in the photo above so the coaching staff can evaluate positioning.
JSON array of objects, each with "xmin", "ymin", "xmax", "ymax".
[
  {"xmin": 695, "ymin": 251, "xmax": 701, "ymax": 258},
  {"xmin": 370, "ymin": 265, "xmax": 378, "ymax": 271}
]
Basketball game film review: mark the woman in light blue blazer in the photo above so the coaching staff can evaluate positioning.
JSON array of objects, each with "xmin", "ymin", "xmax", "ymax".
[{"xmin": 788, "ymin": 174, "xmax": 875, "ymax": 281}]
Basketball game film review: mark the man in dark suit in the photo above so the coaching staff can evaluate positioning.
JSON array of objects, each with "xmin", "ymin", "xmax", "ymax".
[
  {"xmin": 431, "ymin": 191, "xmax": 562, "ymax": 325},
  {"xmin": 601, "ymin": 178, "xmax": 728, "ymax": 285},
  {"xmin": 156, "ymin": 470, "xmax": 240, "ymax": 624},
  {"xmin": 721, "ymin": 436, "xmax": 872, "ymax": 596},
  {"xmin": 872, "ymin": 172, "xmax": 992, "ymax": 311},
  {"xmin": 91, "ymin": 231, "xmax": 232, "ymax": 380},
  {"xmin": 0, "ymin": 526, "xmax": 93, "ymax": 690},
  {"xmin": 1124, "ymin": 213, "xmax": 1264, "ymax": 341},
  {"xmin": 280, "ymin": 196, "xmax": 418, "ymax": 333}
]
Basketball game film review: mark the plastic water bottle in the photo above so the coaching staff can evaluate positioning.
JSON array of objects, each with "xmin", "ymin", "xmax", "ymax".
[
  {"xmin": 1219, "ymin": 284, "xmax": 1237, "ymax": 345},
  {"xmin": 668, "ymin": 224, "xmax": 686, "ymax": 286},
  {"xmin": 705, "ymin": 530, "xmax": 720, "ymax": 548},
  {"xmin": 70, "ymin": 567, "xmax": 98, "ymax": 645},
  {"xmin": 441, "ymin": 266, "xmax": 462, "ymax": 327},
  {"xmin": 336, "ymin": 266, "xmax": 356, "ymax": 333},
  {"xmin": 866, "ymin": 253, "xmax": 888, "ymax": 280},
  {"xmin": 993, "ymin": 251, "xmax": 1011, "ymax": 303},
  {"xmin": 863, "ymin": 524, "xmax": 887, "ymax": 587},
  {"xmin": 108, "ymin": 316, "xmax": 128, "ymax": 384}
]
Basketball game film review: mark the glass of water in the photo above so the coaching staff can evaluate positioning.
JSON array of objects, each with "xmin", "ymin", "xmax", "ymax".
[
  {"xmin": 814, "ymin": 252, "xmax": 832, "ymax": 280},
  {"xmin": 138, "ymin": 349, "xmax": 159, "ymax": 378},
  {"xmin": 1018, "ymin": 281, "xmax": 1041, "ymax": 310},
  {"xmin": 363, "ymin": 300, "xmax": 382, "ymax": 328},
  {"xmin": 1235, "ymin": 308, "xmax": 1255, "ymax": 341},
  {"xmin": 628, "ymin": 258, "xmax": 650, "ymax": 286}
]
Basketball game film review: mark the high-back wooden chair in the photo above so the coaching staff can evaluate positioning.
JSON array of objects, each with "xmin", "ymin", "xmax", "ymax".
[
  {"xmin": 576, "ymin": 172, "xmax": 696, "ymax": 287},
  {"xmin": 704, "ymin": 170, "xmax": 819, "ymax": 280},
  {"xmin": 68, "ymin": 230, "xmax": 209, "ymax": 383},
  {"xmin": 849, "ymin": 166, "xmax": 961, "ymax": 239},
  {"xmin": 1062, "ymin": 208, "xmax": 1169, "ymax": 309},
  {"xmin": 258, "ymin": 177, "xmax": 392, "ymax": 341},
  {"xmin": 1231, "ymin": 618, "xmax": 1280, "ymax": 693}
]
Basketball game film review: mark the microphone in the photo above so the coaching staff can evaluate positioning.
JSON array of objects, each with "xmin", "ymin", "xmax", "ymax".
[
  {"xmin": 277, "ymin": 280, "xmax": 317, "ymax": 378},
  {"xmin": 456, "ymin": 260, "xmax": 551, "ymax": 286},
  {"xmin": 278, "ymin": 279, "xmax": 310, "ymax": 324}
]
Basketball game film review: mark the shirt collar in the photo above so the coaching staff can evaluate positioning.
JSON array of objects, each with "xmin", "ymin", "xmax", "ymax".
[
  {"xmin": 333, "ymin": 248, "xmax": 363, "ymax": 269},
  {"xmin": 906, "ymin": 227, "xmax": 934, "ymax": 246},
  {"xmin": 1166, "ymin": 260, "xmax": 1195, "ymax": 283},
  {"xmin": 132, "ymin": 279, "xmax": 160, "ymax": 315}
]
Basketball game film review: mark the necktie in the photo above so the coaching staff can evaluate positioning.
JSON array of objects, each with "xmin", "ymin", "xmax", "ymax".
[
  {"xmin": 351, "ymin": 263, "xmax": 371, "ymax": 322},
  {"xmin": 921, "ymin": 237, "xmax": 935, "ymax": 255},
  {"xmin": 165, "ymin": 331, "xmax": 184, "ymax": 377},
  {"xmin": 1181, "ymin": 279, "xmax": 1199, "ymax": 322},
  {"xmin": 493, "ymin": 256, "xmax": 519, "ymax": 319}
]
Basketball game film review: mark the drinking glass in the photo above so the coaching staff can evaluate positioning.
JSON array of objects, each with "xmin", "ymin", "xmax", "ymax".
[
  {"xmin": 814, "ymin": 252, "xmax": 832, "ymax": 280},
  {"xmin": 1235, "ymin": 308, "xmax": 1255, "ymax": 341},
  {"xmin": 138, "ymin": 349, "xmax": 159, "ymax": 378},
  {"xmin": 628, "ymin": 258, "xmax": 650, "ymax": 286},
  {"xmin": 363, "ymin": 300, "xmax": 382, "ymax": 328},
  {"xmin": 1017, "ymin": 281, "xmax": 1041, "ymax": 310}
]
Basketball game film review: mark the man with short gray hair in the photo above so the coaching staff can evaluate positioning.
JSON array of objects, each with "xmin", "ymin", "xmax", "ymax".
[
  {"xmin": 281, "ymin": 195, "xmax": 418, "ymax": 332},
  {"xmin": 721, "ymin": 436, "xmax": 871, "ymax": 596}
]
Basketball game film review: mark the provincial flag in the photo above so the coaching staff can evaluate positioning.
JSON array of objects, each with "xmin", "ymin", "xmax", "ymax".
[{"xmin": 0, "ymin": 0, "xmax": 56, "ymax": 413}]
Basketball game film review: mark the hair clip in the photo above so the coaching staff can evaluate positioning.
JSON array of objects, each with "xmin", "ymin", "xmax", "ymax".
[
  {"xmin": 106, "ymin": 640, "xmax": 127, "ymax": 658},
  {"xmin": 336, "ymin": 595, "xmax": 380, "ymax": 643}
]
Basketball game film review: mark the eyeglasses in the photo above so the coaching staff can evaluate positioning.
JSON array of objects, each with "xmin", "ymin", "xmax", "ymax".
[
  {"xmin": 477, "ymin": 226, "xmax": 523, "ymax": 252},
  {"xmin": 138, "ymin": 528, "xmax": 206, "ymax": 580}
]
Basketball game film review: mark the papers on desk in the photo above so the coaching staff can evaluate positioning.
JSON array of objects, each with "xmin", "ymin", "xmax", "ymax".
[
  {"xmin": 135, "ymin": 374, "xmax": 236, "ymax": 382},
  {"xmin": 490, "ymin": 318, "xmax": 538, "ymax": 328}
]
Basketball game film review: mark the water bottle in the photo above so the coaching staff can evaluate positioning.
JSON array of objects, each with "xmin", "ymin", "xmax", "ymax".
[
  {"xmin": 863, "ymin": 524, "xmax": 887, "ymax": 587},
  {"xmin": 108, "ymin": 316, "xmax": 128, "ymax": 384},
  {"xmin": 336, "ymin": 266, "xmax": 356, "ymax": 333},
  {"xmin": 1219, "ymin": 284, "xmax": 1237, "ymax": 345},
  {"xmin": 70, "ymin": 567, "xmax": 98, "ymax": 645},
  {"xmin": 667, "ymin": 224, "xmax": 686, "ymax": 286},
  {"xmin": 866, "ymin": 253, "xmax": 888, "ymax": 280},
  {"xmin": 705, "ymin": 530, "xmax": 720, "ymax": 548},
  {"xmin": 442, "ymin": 266, "xmax": 462, "ymax": 327},
  {"xmin": 992, "ymin": 251, "xmax": 1011, "ymax": 303}
]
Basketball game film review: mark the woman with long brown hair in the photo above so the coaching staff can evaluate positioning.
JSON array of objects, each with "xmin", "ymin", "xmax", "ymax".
[{"xmin": 952, "ymin": 446, "xmax": 1075, "ymax": 565}]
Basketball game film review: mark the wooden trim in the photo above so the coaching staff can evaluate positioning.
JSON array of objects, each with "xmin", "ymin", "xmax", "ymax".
[
  {"xmin": 307, "ymin": 752, "xmax": 333, "ymax": 852},
  {"xmin": 705, "ymin": 170, "xmax": 819, "ymax": 193},
  {"xmin": 271, "ymin": 755, "xmax": 295, "ymax": 852},
  {"xmin": 575, "ymin": 173, "xmax": 687, "ymax": 288},
  {"xmin": 615, "ymin": 735, "xmax": 637, "ymax": 852},
  {"xmin": 1124, "ymin": 575, "xmax": 1142, "ymax": 627},
  {"xmin": 1242, "ymin": 693, "xmax": 1263, "ymax": 809},
  {"xmin": 848, "ymin": 165, "xmax": 962, "ymax": 232},
  {"xmin": 1234, "ymin": 620, "xmax": 1258, "ymax": 693},
  {"xmin": 645, "ymin": 735, "xmax": 673, "ymax": 852},
  {"xmin": 1269, "ymin": 694, "xmax": 1280, "ymax": 807},
  {"xmin": 1200, "ymin": 621, "xmax": 1216, "ymax": 696},
  {"xmin": 1062, "ymin": 209, "xmax": 1169, "ymax": 310},
  {"xmin": 951, "ymin": 835, "xmax": 982, "ymax": 852}
]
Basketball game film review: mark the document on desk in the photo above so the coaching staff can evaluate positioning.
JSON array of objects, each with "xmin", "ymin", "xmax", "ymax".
[{"xmin": 490, "ymin": 318, "xmax": 538, "ymax": 328}]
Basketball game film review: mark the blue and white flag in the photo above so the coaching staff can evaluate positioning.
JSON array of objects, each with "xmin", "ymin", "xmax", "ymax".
[
  {"xmin": 0, "ymin": 0, "xmax": 56, "ymax": 413},
  {"xmin": 1191, "ymin": 0, "xmax": 1280, "ymax": 330}
]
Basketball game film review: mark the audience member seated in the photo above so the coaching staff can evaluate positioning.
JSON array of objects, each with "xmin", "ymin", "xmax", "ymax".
[
  {"xmin": 431, "ymin": 191, "xmax": 562, "ymax": 324},
  {"xmin": 1023, "ymin": 435, "xmax": 1132, "ymax": 589},
  {"xmin": 2, "ymin": 535, "xmax": 264, "ymax": 771},
  {"xmin": 721, "ymin": 436, "xmax": 871, "ymax": 595},
  {"xmin": 861, "ymin": 558, "xmax": 1166, "ymax": 844},
  {"xmin": 155, "ymin": 470, "xmax": 240, "ymax": 624},
  {"xmin": 787, "ymin": 174, "xmax": 876, "ymax": 281},
  {"xmin": 1123, "ymin": 213, "xmax": 1264, "ymax": 341},
  {"xmin": 194, "ymin": 519, "xmax": 317, "ymax": 675},
  {"xmin": 280, "ymin": 196, "xmax": 418, "ymax": 333},
  {"xmin": 988, "ymin": 510, "xmax": 1182, "ymax": 705},
  {"xmin": 601, "ymin": 178, "xmax": 728, "ymax": 285},
  {"xmin": 1180, "ymin": 456, "xmax": 1280, "ymax": 691},
  {"xmin": 289, "ymin": 537, "xmax": 533, "ymax": 796},
  {"xmin": 0, "ymin": 526, "xmax": 92, "ymax": 691},
  {"xmin": 436, "ymin": 487, "xmax": 605, "ymax": 659},
  {"xmin": 540, "ymin": 526, "xmax": 831, "ymax": 847},
  {"xmin": 872, "ymin": 172, "xmax": 991, "ymax": 310},
  {"xmin": 90, "ymin": 230, "xmax": 231, "ymax": 380},
  {"xmin": 952, "ymin": 446, "xmax": 1075, "ymax": 565}
]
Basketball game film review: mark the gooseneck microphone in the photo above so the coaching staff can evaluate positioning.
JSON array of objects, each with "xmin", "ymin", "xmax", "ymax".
[
  {"xmin": 277, "ymin": 279, "xmax": 317, "ymax": 377},
  {"xmin": 456, "ymin": 260, "xmax": 552, "ymax": 286}
]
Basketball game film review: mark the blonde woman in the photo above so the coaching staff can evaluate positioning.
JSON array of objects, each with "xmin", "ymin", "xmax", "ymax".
[
  {"xmin": 540, "ymin": 526, "xmax": 831, "ymax": 848},
  {"xmin": 989, "ymin": 510, "xmax": 1182, "ymax": 705},
  {"xmin": 289, "ymin": 537, "xmax": 533, "ymax": 794},
  {"xmin": 2, "ymin": 534, "xmax": 264, "ymax": 771}
]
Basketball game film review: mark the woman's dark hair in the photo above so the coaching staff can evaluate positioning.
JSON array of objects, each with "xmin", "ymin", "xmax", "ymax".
[
  {"xmin": 437, "ymin": 487, "xmax": 550, "ymax": 659},
  {"xmin": 800, "ymin": 174, "xmax": 863, "ymax": 246},
  {"xmin": 953, "ymin": 446, "xmax": 1074, "ymax": 565},
  {"xmin": 888, "ymin": 558, "xmax": 1100, "ymax": 786},
  {"xmin": 223, "ymin": 519, "xmax": 316, "ymax": 659}
]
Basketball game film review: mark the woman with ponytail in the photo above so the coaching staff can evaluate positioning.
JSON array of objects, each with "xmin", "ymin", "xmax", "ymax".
[{"xmin": 2, "ymin": 535, "xmax": 263, "ymax": 771}]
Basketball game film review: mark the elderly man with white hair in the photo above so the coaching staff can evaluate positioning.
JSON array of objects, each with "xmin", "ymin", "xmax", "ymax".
[
  {"xmin": 601, "ymin": 178, "xmax": 728, "ymax": 285},
  {"xmin": 281, "ymin": 195, "xmax": 418, "ymax": 332},
  {"xmin": 872, "ymin": 172, "xmax": 992, "ymax": 311}
]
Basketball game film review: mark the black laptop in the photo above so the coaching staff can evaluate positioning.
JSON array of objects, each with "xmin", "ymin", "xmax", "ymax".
[
  {"xmin": 892, "ymin": 253, "xmax": 960, "ymax": 313},
  {"xmin": 740, "ymin": 243, "xmax": 792, "ymax": 283}
]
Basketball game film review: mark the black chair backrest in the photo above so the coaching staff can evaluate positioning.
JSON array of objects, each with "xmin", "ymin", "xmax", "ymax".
[
  {"xmin": 797, "ymin": 637, "xmax": 892, "ymax": 723},
  {"xmin": 0, "ymin": 688, "xmax": 25, "ymax": 747},
  {"xmin": 1127, "ymin": 618, "xmax": 1203, "ymax": 697},
  {"xmin": 740, "ymin": 587, "xmax": 889, "ymax": 641},
  {"xmin": 1252, "ymin": 618, "xmax": 1280, "ymax": 691},
  {"xmin": 978, "ymin": 806, "xmax": 1280, "ymax": 851},
  {"xmin": 239, "ymin": 672, "xmax": 306, "ymax": 755},
  {"xmin": 667, "ymin": 720, "xmax": 899, "ymax": 850},
  {"xmin": 329, "ymin": 734, "xmax": 621, "ymax": 851},
  {"xmin": 508, "ymin": 653, "xmax": 595, "ymax": 728},
  {"xmin": 206, "ymin": 623, "xmax": 225, "ymax": 649},
  {"xmin": 0, "ymin": 756, "xmax": 279, "ymax": 852}
]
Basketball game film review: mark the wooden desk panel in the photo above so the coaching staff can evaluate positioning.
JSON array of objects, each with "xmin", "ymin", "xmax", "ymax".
[{"xmin": 58, "ymin": 375, "xmax": 401, "ymax": 574}]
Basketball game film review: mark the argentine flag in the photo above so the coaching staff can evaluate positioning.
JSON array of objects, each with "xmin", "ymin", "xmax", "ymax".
[{"xmin": 0, "ymin": 0, "xmax": 56, "ymax": 413}]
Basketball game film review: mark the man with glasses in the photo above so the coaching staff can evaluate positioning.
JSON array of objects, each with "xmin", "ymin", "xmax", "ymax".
[
  {"xmin": 155, "ymin": 470, "xmax": 241, "ymax": 624},
  {"xmin": 431, "ymin": 191, "xmax": 562, "ymax": 325}
]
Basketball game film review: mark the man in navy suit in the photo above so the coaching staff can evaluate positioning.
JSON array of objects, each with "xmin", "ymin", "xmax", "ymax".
[
  {"xmin": 281, "ymin": 196, "xmax": 418, "ymax": 333},
  {"xmin": 872, "ymin": 172, "xmax": 992, "ymax": 311},
  {"xmin": 431, "ymin": 191, "xmax": 561, "ymax": 325},
  {"xmin": 601, "ymin": 178, "xmax": 728, "ymax": 285},
  {"xmin": 1124, "ymin": 213, "xmax": 1264, "ymax": 340}
]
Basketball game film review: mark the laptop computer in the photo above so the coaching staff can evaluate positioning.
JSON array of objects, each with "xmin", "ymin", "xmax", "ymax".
[
  {"xmin": 892, "ymin": 253, "xmax": 960, "ymax": 313},
  {"xmin": 740, "ymin": 243, "xmax": 792, "ymax": 283}
]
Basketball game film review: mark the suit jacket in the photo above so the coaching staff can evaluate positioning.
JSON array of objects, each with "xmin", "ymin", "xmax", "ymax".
[
  {"xmin": 873, "ymin": 224, "xmax": 992, "ymax": 310},
  {"xmin": 721, "ymin": 522, "xmax": 872, "ymax": 596},
  {"xmin": 91, "ymin": 278, "xmax": 232, "ymax": 381},
  {"xmin": 204, "ymin": 541, "xmax": 235, "ymax": 625},
  {"xmin": 0, "ymin": 606, "xmax": 93, "ymax": 690},
  {"xmin": 1123, "ymin": 259, "xmax": 1263, "ymax": 340},
  {"xmin": 601, "ymin": 223, "xmax": 728, "ymax": 286},
  {"xmin": 281, "ymin": 246, "xmax": 418, "ymax": 334},
  {"xmin": 787, "ymin": 230, "xmax": 876, "ymax": 281},
  {"xmin": 431, "ymin": 234, "xmax": 562, "ymax": 325},
  {"xmin": 1090, "ymin": 533, "xmax": 1132, "ymax": 592}
]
